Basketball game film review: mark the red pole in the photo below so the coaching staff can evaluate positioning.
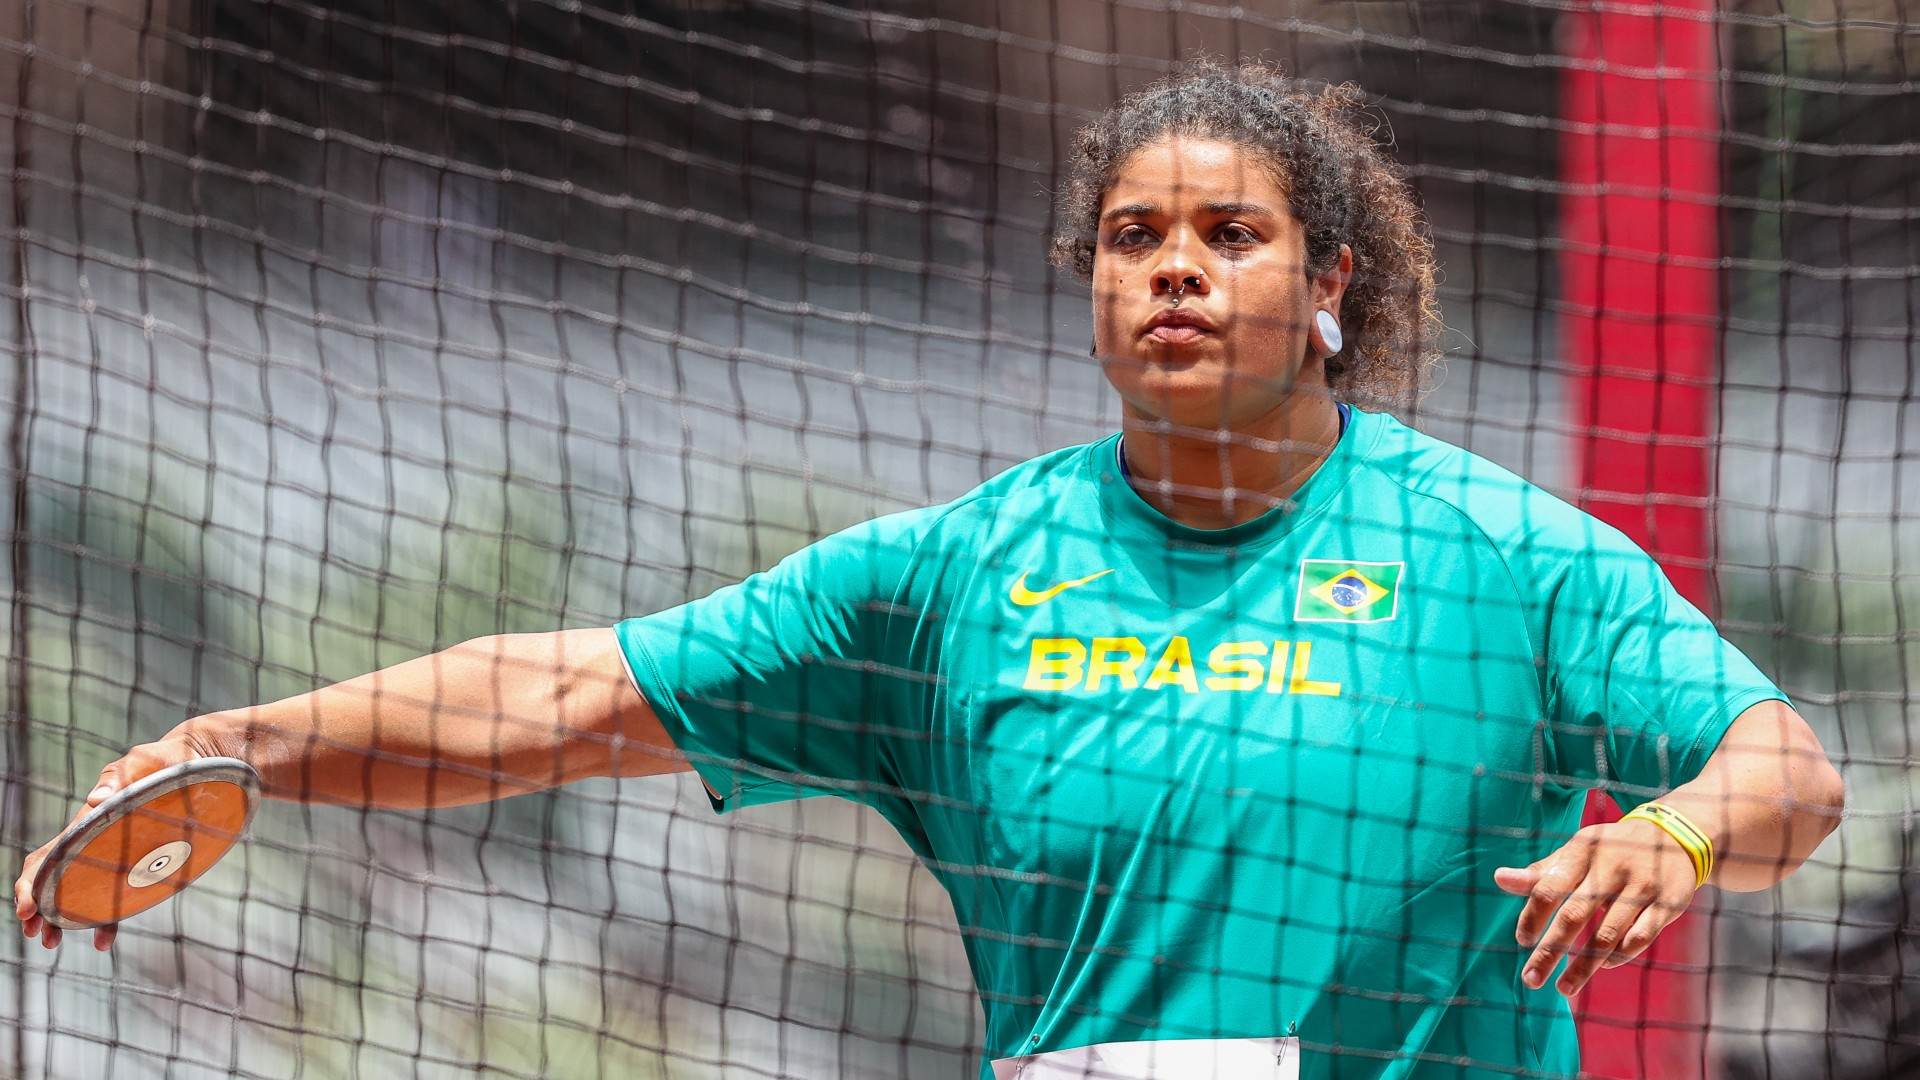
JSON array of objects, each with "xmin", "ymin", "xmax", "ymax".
[{"xmin": 1560, "ymin": 2, "xmax": 1722, "ymax": 1076}]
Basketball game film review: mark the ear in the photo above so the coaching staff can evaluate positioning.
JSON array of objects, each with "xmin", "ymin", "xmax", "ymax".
[{"xmin": 1311, "ymin": 243, "xmax": 1354, "ymax": 320}]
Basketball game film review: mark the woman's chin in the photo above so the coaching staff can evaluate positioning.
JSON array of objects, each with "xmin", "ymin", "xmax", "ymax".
[
  {"xmin": 1106, "ymin": 366, "xmax": 1238, "ymax": 429},
  {"xmin": 1100, "ymin": 345, "xmax": 1214, "ymax": 383},
  {"xmin": 1102, "ymin": 350, "xmax": 1299, "ymax": 432}
]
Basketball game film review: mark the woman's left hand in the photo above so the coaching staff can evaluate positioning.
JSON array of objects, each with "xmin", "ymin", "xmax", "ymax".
[{"xmin": 1492, "ymin": 818, "xmax": 1703, "ymax": 996}]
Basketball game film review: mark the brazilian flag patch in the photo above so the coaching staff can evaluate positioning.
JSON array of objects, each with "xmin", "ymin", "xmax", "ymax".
[{"xmin": 1295, "ymin": 559, "xmax": 1404, "ymax": 623}]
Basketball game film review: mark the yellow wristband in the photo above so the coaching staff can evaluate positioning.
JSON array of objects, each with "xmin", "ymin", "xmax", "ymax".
[{"xmin": 1622, "ymin": 802, "xmax": 1715, "ymax": 888}]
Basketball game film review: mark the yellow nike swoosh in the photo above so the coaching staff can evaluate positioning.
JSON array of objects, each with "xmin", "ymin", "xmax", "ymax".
[{"xmin": 1009, "ymin": 568, "xmax": 1115, "ymax": 607}]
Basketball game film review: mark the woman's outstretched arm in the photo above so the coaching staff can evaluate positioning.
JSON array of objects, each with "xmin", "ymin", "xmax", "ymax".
[
  {"xmin": 15, "ymin": 627, "xmax": 684, "ymax": 948},
  {"xmin": 187, "ymin": 627, "xmax": 684, "ymax": 807}
]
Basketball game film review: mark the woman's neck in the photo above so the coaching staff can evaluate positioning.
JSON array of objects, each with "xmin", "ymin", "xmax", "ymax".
[{"xmin": 1119, "ymin": 391, "xmax": 1343, "ymax": 530}]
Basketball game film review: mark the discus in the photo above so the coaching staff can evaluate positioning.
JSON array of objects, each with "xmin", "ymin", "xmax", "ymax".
[{"xmin": 30, "ymin": 757, "xmax": 260, "ymax": 930}]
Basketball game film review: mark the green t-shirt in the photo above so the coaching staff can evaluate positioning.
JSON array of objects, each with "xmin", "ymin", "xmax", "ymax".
[{"xmin": 613, "ymin": 406, "xmax": 1788, "ymax": 1079}]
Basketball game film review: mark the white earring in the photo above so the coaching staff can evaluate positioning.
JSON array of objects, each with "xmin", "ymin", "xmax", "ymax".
[{"xmin": 1314, "ymin": 309, "xmax": 1344, "ymax": 355}]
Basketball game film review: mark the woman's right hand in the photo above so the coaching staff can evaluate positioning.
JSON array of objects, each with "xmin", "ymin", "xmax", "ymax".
[{"xmin": 13, "ymin": 732, "xmax": 212, "ymax": 951}]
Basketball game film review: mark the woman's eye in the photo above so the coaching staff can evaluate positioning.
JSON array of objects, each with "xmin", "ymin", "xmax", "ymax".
[
  {"xmin": 1111, "ymin": 225, "xmax": 1154, "ymax": 248},
  {"xmin": 1216, "ymin": 224, "xmax": 1258, "ymax": 246}
]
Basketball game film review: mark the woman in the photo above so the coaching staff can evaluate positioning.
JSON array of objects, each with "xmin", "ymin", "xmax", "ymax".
[{"xmin": 17, "ymin": 63, "xmax": 1843, "ymax": 1079}]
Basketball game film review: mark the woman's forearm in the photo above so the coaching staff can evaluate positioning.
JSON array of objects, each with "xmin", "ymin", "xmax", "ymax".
[
  {"xmin": 172, "ymin": 627, "xmax": 680, "ymax": 809},
  {"xmin": 1657, "ymin": 700, "xmax": 1846, "ymax": 893}
]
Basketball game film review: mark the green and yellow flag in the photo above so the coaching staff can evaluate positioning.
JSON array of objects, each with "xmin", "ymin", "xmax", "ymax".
[{"xmin": 1295, "ymin": 560, "xmax": 1403, "ymax": 623}]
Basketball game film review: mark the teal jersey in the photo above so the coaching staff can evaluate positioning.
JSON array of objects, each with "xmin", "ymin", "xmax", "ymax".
[{"xmin": 613, "ymin": 407, "xmax": 1788, "ymax": 1079}]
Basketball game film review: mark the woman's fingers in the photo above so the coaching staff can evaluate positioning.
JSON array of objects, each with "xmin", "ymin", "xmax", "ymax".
[
  {"xmin": 15, "ymin": 835, "xmax": 56, "ymax": 947},
  {"xmin": 1601, "ymin": 902, "xmax": 1673, "ymax": 971},
  {"xmin": 1523, "ymin": 857, "xmax": 1624, "ymax": 991},
  {"xmin": 18, "ymin": 902, "xmax": 110, "ymax": 951},
  {"xmin": 1492, "ymin": 866, "xmax": 1538, "ymax": 896},
  {"xmin": 1510, "ymin": 829, "xmax": 1599, "ymax": 950},
  {"xmin": 87, "ymin": 739, "xmax": 194, "ymax": 808},
  {"xmin": 1555, "ymin": 886, "xmax": 1652, "ymax": 995},
  {"xmin": 14, "ymin": 857, "xmax": 37, "ymax": 927},
  {"xmin": 13, "ymin": 734, "xmax": 205, "ymax": 949}
]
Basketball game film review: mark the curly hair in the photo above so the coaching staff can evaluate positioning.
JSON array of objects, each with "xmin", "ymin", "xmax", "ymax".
[{"xmin": 1050, "ymin": 60, "xmax": 1443, "ymax": 407}]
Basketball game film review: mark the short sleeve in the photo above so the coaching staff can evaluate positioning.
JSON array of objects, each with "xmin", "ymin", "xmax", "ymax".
[
  {"xmin": 1536, "ymin": 517, "xmax": 1791, "ymax": 812},
  {"xmin": 612, "ymin": 507, "xmax": 938, "ymax": 815}
]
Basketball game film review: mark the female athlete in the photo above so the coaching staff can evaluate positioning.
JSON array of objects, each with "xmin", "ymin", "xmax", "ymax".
[{"xmin": 18, "ymin": 62, "xmax": 1844, "ymax": 1079}]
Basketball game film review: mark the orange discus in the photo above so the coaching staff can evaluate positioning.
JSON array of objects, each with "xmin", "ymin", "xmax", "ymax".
[{"xmin": 30, "ymin": 758, "xmax": 260, "ymax": 930}]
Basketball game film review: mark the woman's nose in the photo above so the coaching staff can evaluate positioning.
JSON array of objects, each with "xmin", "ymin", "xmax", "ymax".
[{"xmin": 1152, "ymin": 263, "xmax": 1207, "ymax": 300}]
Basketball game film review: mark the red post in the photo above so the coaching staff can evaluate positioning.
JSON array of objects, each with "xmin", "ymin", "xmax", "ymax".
[{"xmin": 1560, "ymin": 1, "xmax": 1722, "ymax": 1076}]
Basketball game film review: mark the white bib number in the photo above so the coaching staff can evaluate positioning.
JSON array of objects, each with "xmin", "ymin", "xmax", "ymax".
[{"xmin": 991, "ymin": 1035, "xmax": 1300, "ymax": 1080}]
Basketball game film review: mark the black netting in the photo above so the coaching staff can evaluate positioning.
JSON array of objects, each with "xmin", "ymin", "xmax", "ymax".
[{"xmin": 2, "ymin": 2, "xmax": 1909, "ymax": 1077}]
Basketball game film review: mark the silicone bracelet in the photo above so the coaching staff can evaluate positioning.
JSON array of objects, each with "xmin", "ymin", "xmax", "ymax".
[{"xmin": 1622, "ymin": 802, "xmax": 1715, "ymax": 889}]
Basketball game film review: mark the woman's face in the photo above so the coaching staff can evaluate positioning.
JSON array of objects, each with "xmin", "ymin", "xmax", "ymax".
[{"xmin": 1092, "ymin": 136, "xmax": 1346, "ymax": 432}]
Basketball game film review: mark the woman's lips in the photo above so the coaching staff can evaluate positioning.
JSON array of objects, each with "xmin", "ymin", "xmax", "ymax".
[{"xmin": 1147, "ymin": 324, "xmax": 1210, "ymax": 344}]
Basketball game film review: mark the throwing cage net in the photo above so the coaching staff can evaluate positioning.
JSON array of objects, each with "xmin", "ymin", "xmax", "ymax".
[{"xmin": 2, "ymin": 1, "xmax": 1911, "ymax": 1077}]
